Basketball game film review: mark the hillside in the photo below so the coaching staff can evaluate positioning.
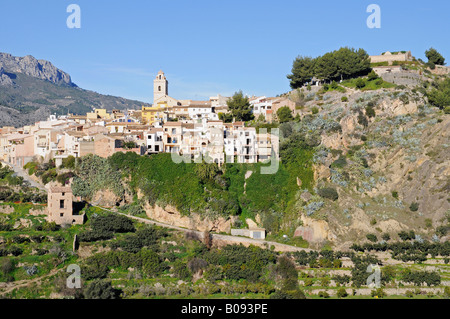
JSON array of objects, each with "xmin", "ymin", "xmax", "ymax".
[
  {"xmin": 0, "ymin": 52, "xmax": 150, "ymax": 127},
  {"xmin": 32, "ymin": 60, "xmax": 446, "ymax": 250},
  {"xmin": 284, "ymin": 70, "xmax": 449, "ymax": 249},
  {"xmin": 1, "ymin": 54, "xmax": 450, "ymax": 301}
]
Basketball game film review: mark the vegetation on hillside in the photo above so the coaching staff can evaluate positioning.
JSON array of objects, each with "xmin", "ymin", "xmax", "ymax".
[
  {"xmin": 1, "ymin": 203, "xmax": 448, "ymax": 299},
  {"xmin": 287, "ymin": 47, "xmax": 372, "ymax": 88},
  {"xmin": 220, "ymin": 90, "xmax": 254, "ymax": 122},
  {"xmin": 0, "ymin": 163, "xmax": 46, "ymax": 204}
]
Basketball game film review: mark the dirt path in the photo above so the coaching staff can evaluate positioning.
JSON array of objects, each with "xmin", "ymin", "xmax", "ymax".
[
  {"xmin": 0, "ymin": 267, "xmax": 63, "ymax": 296},
  {"xmin": 1, "ymin": 161, "xmax": 46, "ymax": 191}
]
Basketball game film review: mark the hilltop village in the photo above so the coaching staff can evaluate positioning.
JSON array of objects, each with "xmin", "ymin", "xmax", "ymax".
[
  {"xmin": 0, "ymin": 70, "xmax": 288, "ymax": 168},
  {"xmin": 0, "ymin": 47, "xmax": 449, "ymax": 300}
]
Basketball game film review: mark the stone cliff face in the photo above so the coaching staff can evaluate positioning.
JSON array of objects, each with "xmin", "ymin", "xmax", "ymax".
[
  {"xmin": 143, "ymin": 203, "xmax": 235, "ymax": 234},
  {"xmin": 0, "ymin": 53, "xmax": 74, "ymax": 86}
]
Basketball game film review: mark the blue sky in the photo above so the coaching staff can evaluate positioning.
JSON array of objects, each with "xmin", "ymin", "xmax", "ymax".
[{"xmin": 0, "ymin": 0, "xmax": 449, "ymax": 103}]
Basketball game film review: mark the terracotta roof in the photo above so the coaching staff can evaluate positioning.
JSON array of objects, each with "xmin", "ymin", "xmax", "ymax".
[
  {"xmin": 65, "ymin": 131, "xmax": 87, "ymax": 137},
  {"xmin": 147, "ymin": 128, "xmax": 164, "ymax": 134},
  {"xmin": 163, "ymin": 122, "xmax": 183, "ymax": 126},
  {"xmin": 69, "ymin": 115, "xmax": 87, "ymax": 119},
  {"xmin": 182, "ymin": 123, "xmax": 195, "ymax": 130}
]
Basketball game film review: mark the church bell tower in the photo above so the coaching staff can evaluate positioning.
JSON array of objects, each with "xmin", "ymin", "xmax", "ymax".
[{"xmin": 153, "ymin": 70, "xmax": 168, "ymax": 104}]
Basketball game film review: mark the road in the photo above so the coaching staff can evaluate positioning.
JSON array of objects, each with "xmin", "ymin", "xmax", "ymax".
[
  {"xmin": 94, "ymin": 205, "xmax": 311, "ymax": 253},
  {"xmin": 0, "ymin": 161, "xmax": 310, "ymax": 253},
  {"xmin": 1, "ymin": 161, "xmax": 47, "ymax": 192}
]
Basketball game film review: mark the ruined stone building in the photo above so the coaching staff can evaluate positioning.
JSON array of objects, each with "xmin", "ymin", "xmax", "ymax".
[{"xmin": 47, "ymin": 186, "xmax": 84, "ymax": 225}]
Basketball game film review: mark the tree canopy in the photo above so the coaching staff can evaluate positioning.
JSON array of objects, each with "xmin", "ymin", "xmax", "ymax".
[
  {"xmin": 427, "ymin": 77, "xmax": 450, "ymax": 109},
  {"xmin": 226, "ymin": 91, "xmax": 254, "ymax": 122},
  {"xmin": 425, "ymin": 47, "xmax": 446, "ymax": 66},
  {"xmin": 276, "ymin": 106, "xmax": 294, "ymax": 123},
  {"xmin": 287, "ymin": 47, "xmax": 371, "ymax": 88}
]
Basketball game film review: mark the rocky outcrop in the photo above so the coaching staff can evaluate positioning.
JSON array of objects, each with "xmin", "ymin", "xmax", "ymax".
[
  {"xmin": 0, "ymin": 67, "xmax": 13, "ymax": 86},
  {"xmin": 0, "ymin": 205, "xmax": 14, "ymax": 214},
  {"xmin": 294, "ymin": 214, "xmax": 333, "ymax": 243},
  {"xmin": 380, "ymin": 99, "xmax": 418, "ymax": 116},
  {"xmin": 143, "ymin": 203, "xmax": 234, "ymax": 233},
  {"xmin": 91, "ymin": 189, "xmax": 121, "ymax": 208},
  {"xmin": 0, "ymin": 53, "xmax": 74, "ymax": 86}
]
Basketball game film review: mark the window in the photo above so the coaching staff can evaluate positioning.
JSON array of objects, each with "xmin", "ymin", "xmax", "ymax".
[
  {"xmin": 172, "ymin": 128, "xmax": 176, "ymax": 134},
  {"xmin": 62, "ymin": 192, "xmax": 65, "ymax": 196},
  {"xmin": 158, "ymin": 86, "xmax": 161, "ymax": 91},
  {"xmin": 60, "ymin": 213, "xmax": 64, "ymax": 217},
  {"xmin": 60, "ymin": 200, "xmax": 64, "ymax": 209}
]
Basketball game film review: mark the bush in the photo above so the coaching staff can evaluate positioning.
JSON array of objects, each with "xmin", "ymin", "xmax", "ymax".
[
  {"xmin": 0, "ymin": 223, "xmax": 12, "ymax": 231},
  {"xmin": 61, "ymin": 156, "xmax": 76, "ymax": 169},
  {"xmin": 365, "ymin": 105, "xmax": 376, "ymax": 118},
  {"xmin": 332, "ymin": 274, "xmax": 350, "ymax": 286},
  {"xmin": 270, "ymin": 289, "xmax": 306, "ymax": 299},
  {"xmin": 367, "ymin": 70, "xmax": 378, "ymax": 81},
  {"xmin": 1, "ymin": 258, "xmax": 16, "ymax": 276},
  {"xmin": 398, "ymin": 230, "xmax": 416, "ymax": 241},
  {"xmin": 78, "ymin": 229, "xmax": 114, "ymax": 242},
  {"xmin": 409, "ymin": 202, "xmax": 419, "ymax": 212},
  {"xmin": 371, "ymin": 288, "xmax": 386, "ymax": 298},
  {"xmin": 330, "ymin": 156, "xmax": 347, "ymax": 169},
  {"xmin": 56, "ymin": 172, "xmax": 74, "ymax": 186},
  {"xmin": 317, "ymin": 187, "xmax": 339, "ymax": 201},
  {"xmin": 366, "ymin": 234, "xmax": 378, "ymax": 243},
  {"xmin": 8, "ymin": 246, "xmax": 23, "ymax": 256},
  {"xmin": 172, "ymin": 260, "xmax": 192, "ymax": 281},
  {"xmin": 357, "ymin": 111, "xmax": 368, "ymax": 127},
  {"xmin": 84, "ymin": 280, "xmax": 120, "ymax": 299},
  {"xmin": 311, "ymin": 106, "xmax": 319, "ymax": 114},
  {"xmin": 341, "ymin": 96, "xmax": 348, "ymax": 102},
  {"xmin": 425, "ymin": 61, "xmax": 436, "ymax": 70},
  {"xmin": 41, "ymin": 169, "xmax": 57, "ymax": 185},
  {"xmin": 11, "ymin": 235, "xmax": 30, "ymax": 244},
  {"xmin": 336, "ymin": 287, "xmax": 348, "ymax": 298},
  {"xmin": 318, "ymin": 291, "xmax": 330, "ymax": 298},
  {"xmin": 276, "ymin": 106, "xmax": 294, "ymax": 123},
  {"xmin": 91, "ymin": 214, "xmax": 136, "ymax": 234},
  {"xmin": 355, "ymin": 78, "xmax": 366, "ymax": 89}
]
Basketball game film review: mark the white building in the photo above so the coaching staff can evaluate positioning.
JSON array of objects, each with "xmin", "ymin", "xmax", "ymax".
[
  {"xmin": 249, "ymin": 96, "xmax": 273, "ymax": 118},
  {"xmin": 187, "ymin": 102, "xmax": 219, "ymax": 122},
  {"xmin": 145, "ymin": 128, "xmax": 164, "ymax": 154}
]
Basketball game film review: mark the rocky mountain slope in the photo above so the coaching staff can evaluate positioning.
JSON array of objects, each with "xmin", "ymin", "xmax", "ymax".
[
  {"xmin": 0, "ymin": 53, "xmax": 74, "ymax": 86},
  {"xmin": 0, "ymin": 52, "xmax": 151, "ymax": 127},
  {"xmin": 285, "ymin": 67, "xmax": 449, "ymax": 249}
]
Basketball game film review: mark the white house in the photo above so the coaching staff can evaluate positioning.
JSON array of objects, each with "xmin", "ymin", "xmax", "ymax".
[
  {"xmin": 249, "ymin": 96, "xmax": 273, "ymax": 118},
  {"xmin": 145, "ymin": 128, "xmax": 164, "ymax": 154}
]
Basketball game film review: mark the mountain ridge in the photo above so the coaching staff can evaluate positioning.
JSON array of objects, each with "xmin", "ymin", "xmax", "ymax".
[{"xmin": 0, "ymin": 52, "xmax": 150, "ymax": 127}]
